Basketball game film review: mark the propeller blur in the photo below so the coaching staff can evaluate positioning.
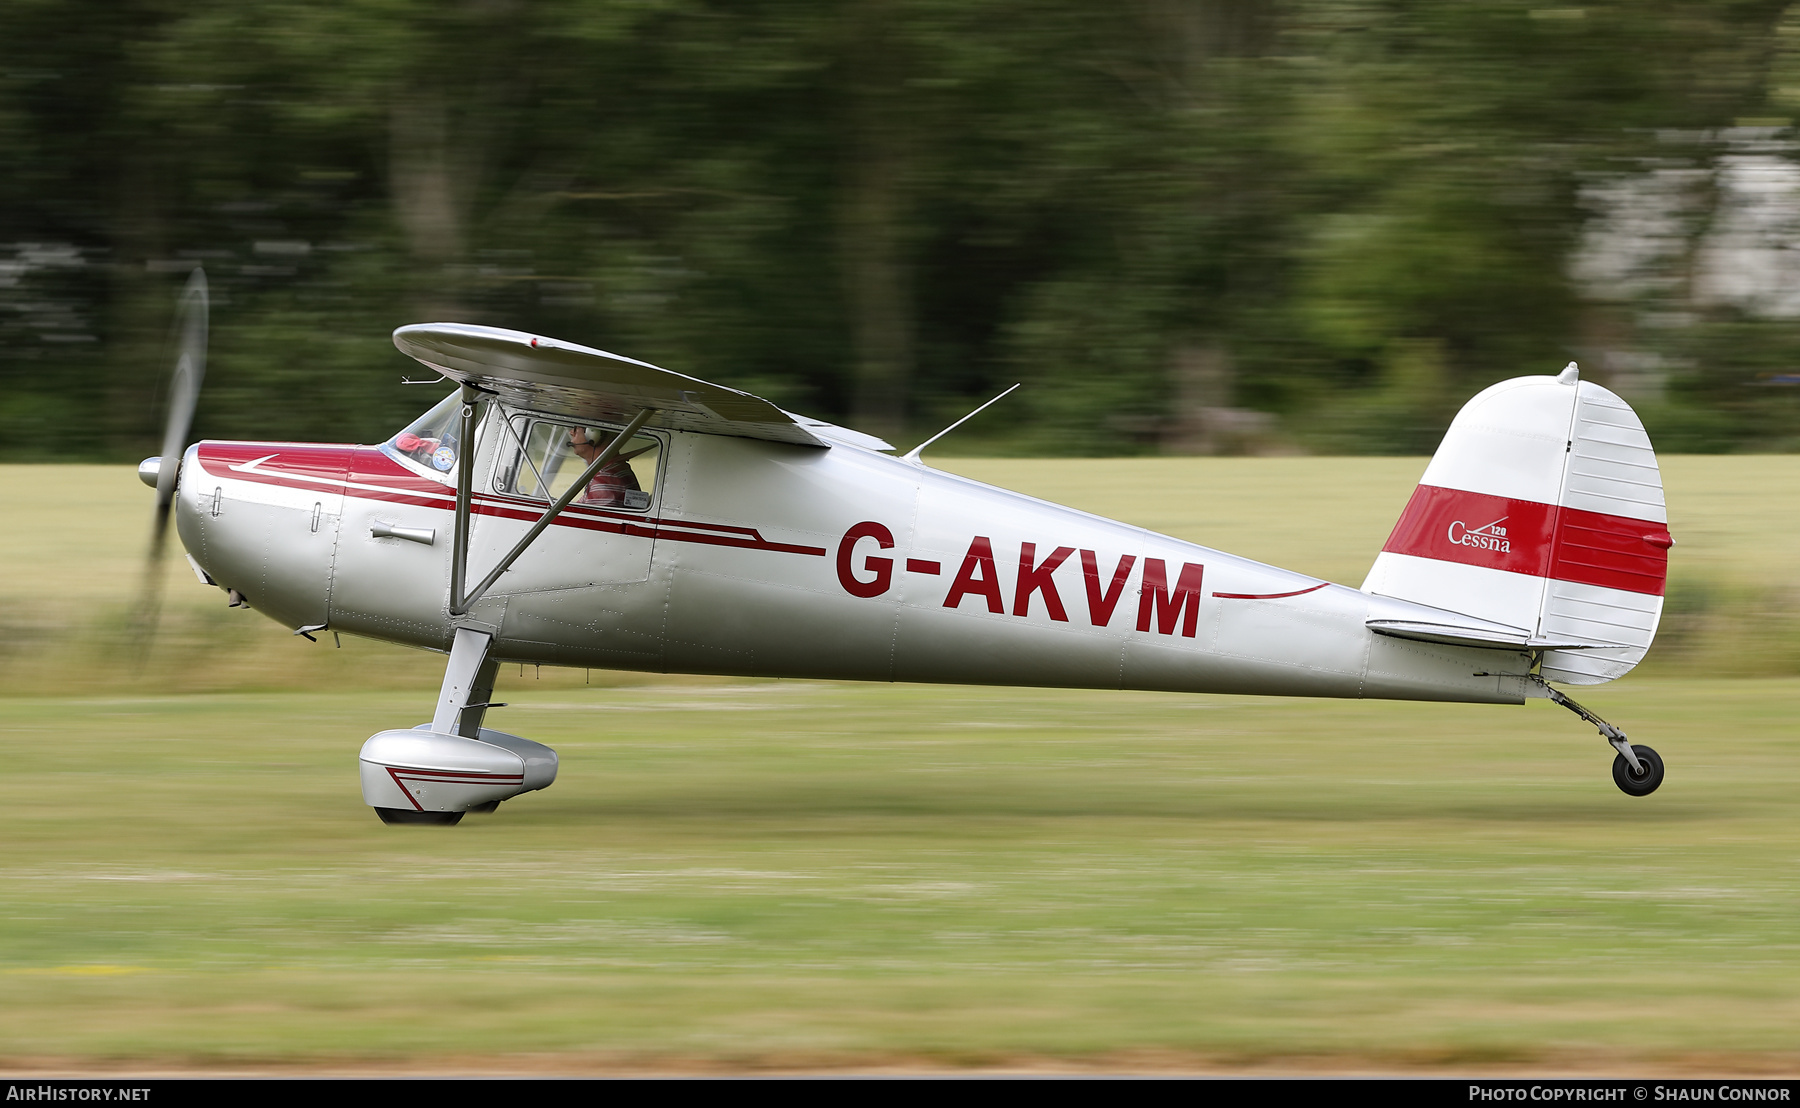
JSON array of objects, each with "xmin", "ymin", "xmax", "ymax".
[
  {"xmin": 132, "ymin": 268, "xmax": 208, "ymax": 649},
  {"xmin": 138, "ymin": 316, "xmax": 1677, "ymax": 824}
]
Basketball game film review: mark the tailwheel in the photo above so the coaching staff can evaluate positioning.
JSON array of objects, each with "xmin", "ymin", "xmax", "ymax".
[
  {"xmin": 1612, "ymin": 744, "xmax": 1665, "ymax": 797},
  {"xmin": 375, "ymin": 807, "xmax": 464, "ymax": 826},
  {"xmin": 1534, "ymin": 676, "xmax": 1665, "ymax": 798}
]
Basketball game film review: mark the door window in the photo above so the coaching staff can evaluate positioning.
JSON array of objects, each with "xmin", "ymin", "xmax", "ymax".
[{"xmin": 499, "ymin": 417, "xmax": 659, "ymax": 511}]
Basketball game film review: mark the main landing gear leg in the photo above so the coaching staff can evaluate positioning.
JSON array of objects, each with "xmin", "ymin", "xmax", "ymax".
[
  {"xmin": 366, "ymin": 626, "xmax": 503, "ymax": 826},
  {"xmin": 1531, "ymin": 676, "xmax": 1664, "ymax": 797},
  {"xmin": 433, "ymin": 625, "xmax": 501, "ymax": 739}
]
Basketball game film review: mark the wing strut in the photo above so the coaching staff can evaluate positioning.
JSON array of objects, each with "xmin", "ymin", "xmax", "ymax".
[
  {"xmin": 448, "ymin": 402, "xmax": 654, "ymax": 616},
  {"xmin": 450, "ymin": 385, "xmax": 483, "ymax": 615}
]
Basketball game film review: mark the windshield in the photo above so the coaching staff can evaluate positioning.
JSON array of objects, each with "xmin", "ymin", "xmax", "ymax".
[{"xmin": 383, "ymin": 391, "xmax": 466, "ymax": 479}]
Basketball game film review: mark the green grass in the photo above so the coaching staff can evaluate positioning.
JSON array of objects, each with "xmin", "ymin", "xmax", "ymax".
[
  {"xmin": 1, "ymin": 460, "xmax": 1797, "ymax": 1072},
  {"xmin": 1, "ymin": 679, "xmax": 1796, "ymax": 1070}
]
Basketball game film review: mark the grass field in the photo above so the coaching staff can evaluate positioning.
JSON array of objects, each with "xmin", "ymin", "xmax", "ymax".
[{"xmin": 1, "ymin": 460, "xmax": 1797, "ymax": 1074}]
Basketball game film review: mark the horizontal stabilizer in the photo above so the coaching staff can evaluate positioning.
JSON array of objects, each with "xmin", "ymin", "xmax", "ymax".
[{"xmin": 1366, "ymin": 619, "xmax": 1606, "ymax": 652}]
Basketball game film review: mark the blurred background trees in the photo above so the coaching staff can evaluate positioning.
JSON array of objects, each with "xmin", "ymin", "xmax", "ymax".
[{"xmin": 4, "ymin": 0, "xmax": 1800, "ymax": 459}]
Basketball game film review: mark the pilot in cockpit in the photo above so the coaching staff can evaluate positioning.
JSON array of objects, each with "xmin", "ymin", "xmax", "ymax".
[{"xmin": 568, "ymin": 426, "xmax": 643, "ymax": 507}]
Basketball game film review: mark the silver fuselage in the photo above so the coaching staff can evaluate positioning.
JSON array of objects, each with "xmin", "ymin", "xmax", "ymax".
[{"xmin": 175, "ymin": 412, "xmax": 1530, "ymax": 705}]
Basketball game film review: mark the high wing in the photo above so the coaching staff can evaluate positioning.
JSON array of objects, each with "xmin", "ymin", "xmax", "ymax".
[{"xmin": 393, "ymin": 323, "xmax": 891, "ymax": 451}]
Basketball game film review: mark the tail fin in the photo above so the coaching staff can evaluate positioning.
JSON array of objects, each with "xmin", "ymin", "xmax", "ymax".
[{"xmin": 1363, "ymin": 363, "xmax": 1672, "ymax": 685}]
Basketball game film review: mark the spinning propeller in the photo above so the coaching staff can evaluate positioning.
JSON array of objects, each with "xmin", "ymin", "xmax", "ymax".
[{"xmin": 132, "ymin": 268, "xmax": 209, "ymax": 645}]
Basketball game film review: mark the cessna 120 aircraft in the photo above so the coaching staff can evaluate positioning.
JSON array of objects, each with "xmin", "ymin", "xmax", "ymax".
[{"xmin": 137, "ymin": 271, "xmax": 1674, "ymax": 824}]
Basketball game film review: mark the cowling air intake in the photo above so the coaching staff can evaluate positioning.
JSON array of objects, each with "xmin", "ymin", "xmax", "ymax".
[{"xmin": 1363, "ymin": 363, "xmax": 1673, "ymax": 685}]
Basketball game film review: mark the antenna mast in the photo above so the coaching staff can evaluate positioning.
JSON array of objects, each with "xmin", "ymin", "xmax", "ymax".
[{"xmin": 901, "ymin": 383, "xmax": 1021, "ymax": 463}]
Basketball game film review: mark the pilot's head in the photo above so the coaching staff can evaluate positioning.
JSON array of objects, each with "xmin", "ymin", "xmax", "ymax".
[{"xmin": 569, "ymin": 427, "xmax": 602, "ymax": 458}]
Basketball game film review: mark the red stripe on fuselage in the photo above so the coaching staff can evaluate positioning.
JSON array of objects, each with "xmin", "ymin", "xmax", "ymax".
[
  {"xmin": 1382, "ymin": 484, "xmax": 1669, "ymax": 596},
  {"xmin": 1212, "ymin": 582, "xmax": 1329, "ymax": 600},
  {"xmin": 194, "ymin": 442, "xmax": 828, "ymax": 558}
]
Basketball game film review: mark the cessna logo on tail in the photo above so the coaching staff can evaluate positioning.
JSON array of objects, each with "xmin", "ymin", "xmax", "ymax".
[{"xmin": 1447, "ymin": 517, "xmax": 1511, "ymax": 553}]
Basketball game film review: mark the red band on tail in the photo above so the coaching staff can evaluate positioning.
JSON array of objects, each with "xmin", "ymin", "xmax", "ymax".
[{"xmin": 1382, "ymin": 485, "xmax": 1668, "ymax": 596}]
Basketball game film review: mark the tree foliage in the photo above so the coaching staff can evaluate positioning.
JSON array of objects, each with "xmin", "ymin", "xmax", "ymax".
[{"xmin": 3, "ymin": 0, "xmax": 1797, "ymax": 460}]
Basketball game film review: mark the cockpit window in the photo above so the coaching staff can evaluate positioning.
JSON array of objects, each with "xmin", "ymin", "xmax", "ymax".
[
  {"xmin": 383, "ymin": 391, "xmax": 466, "ymax": 479},
  {"xmin": 496, "ymin": 417, "xmax": 660, "ymax": 511}
]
